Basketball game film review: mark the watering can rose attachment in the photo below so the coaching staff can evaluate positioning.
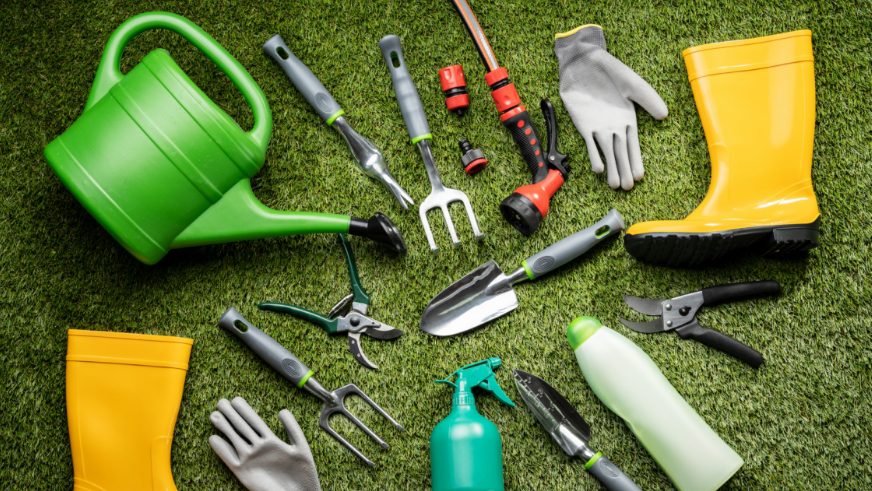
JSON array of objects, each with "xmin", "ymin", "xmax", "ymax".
[{"xmin": 44, "ymin": 12, "xmax": 405, "ymax": 264}]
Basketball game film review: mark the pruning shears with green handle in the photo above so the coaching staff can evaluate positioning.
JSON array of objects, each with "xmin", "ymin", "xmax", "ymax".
[{"xmin": 259, "ymin": 234, "xmax": 403, "ymax": 370}]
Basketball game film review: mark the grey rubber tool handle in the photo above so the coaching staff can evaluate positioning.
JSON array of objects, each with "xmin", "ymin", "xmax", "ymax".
[
  {"xmin": 218, "ymin": 308, "xmax": 312, "ymax": 386},
  {"xmin": 263, "ymin": 34, "xmax": 342, "ymax": 122},
  {"xmin": 523, "ymin": 208, "xmax": 625, "ymax": 279},
  {"xmin": 587, "ymin": 455, "xmax": 642, "ymax": 491},
  {"xmin": 379, "ymin": 35, "xmax": 430, "ymax": 141}
]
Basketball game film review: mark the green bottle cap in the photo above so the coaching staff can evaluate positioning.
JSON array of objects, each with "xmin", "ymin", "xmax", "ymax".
[{"xmin": 566, "ymin": 316, "xmax": 603, "ymax": 350}]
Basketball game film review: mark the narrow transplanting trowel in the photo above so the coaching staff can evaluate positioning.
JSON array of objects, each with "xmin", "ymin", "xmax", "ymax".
[
  {"xmin": 513, "ymin": 370, "xmax": 641, "ymax": 491},
  {"xmin": 421, "ymin": 209, "xmax": 624, "ymax": 336}
]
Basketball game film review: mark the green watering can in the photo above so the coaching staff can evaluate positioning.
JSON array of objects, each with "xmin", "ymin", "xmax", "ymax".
[{"xmin": 44, "ymin": 12, "xmax": 405, "ymax": 264}]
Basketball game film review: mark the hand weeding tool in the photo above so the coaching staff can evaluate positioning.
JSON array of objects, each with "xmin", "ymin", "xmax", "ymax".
[
  {"xmin": 380, "ymin": 34, "xmax": 484, "ymax": 251},
  {"xmin": 218, "ymin": 308, "xmax": 404, "ymax": 466},
  {"xmin": 450, "ymin": 0, "xmax": 571, "ymax": 235},
  {"xmin": 621, "ymin": 281, "xmax": 781, "ymax": 367},
  {"xmin": 421, "ymin": 209, "xmax": 624, "ymax": 336},
  {"xmin": 264, "ymin": 35, "xmax": 414, "ymax": 209},
  {"xmin": 259, "ymin": 234, "xmax": 403, "ymax": 370},
  {"xmin": 513, "ymin": 370, "xmax": 641, "ymax": 491}
]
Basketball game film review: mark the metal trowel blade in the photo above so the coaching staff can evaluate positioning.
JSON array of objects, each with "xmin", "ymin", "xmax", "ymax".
[{"xmin": 420, "ymin": 260, "xmax": 518, "ymax": 337}]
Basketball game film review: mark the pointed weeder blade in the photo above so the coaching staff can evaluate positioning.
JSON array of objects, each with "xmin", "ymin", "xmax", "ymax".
[
  {"xmin": 388, "ymin": 181, "xmax": 415, "ymax": 209},
  {"xmin": 623, "ymin": 295, "xmax": 665, "ymax": 316},
  {"xmin": 318, "ymin": 413, "xmax": 375, "ymax": 466},
  {"xmin": 619, "ymin": 318, "xmax": 666, "ymax": 334},
  {"xmin": 347, "ymin": 334, "xmax": 378, "ymax": 370},
  {"xmin": 328, "ymin": 293, "xmax": 355, "ymax": 319}
]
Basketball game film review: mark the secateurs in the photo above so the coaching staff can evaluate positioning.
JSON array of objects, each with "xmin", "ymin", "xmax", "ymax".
[
  {"xmin": 264, "ymin": 35, "xmax": 414, "ymax": 209},
  {"xmin": 621, "ymin": 281, "xmax": 782, "ymax": 368},
  {"xmin": 218, "ymin": 308, "xmax": 403, "ymax": 466},
  {"xmin": 449, "ymin": 0, "xmax": 570, "ymax": 235},
  {"xmin": 380, "ymin": 34, "xmax": 484, "ymax": 251},
  {"xmin": 259, "ymin": 234, "xmax": 402, "ymax": 370}
]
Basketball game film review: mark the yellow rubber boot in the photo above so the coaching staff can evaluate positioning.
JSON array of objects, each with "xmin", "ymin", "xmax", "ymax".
[
  {"xmin": 625, "ymin": 30, "xmax": 820, "ymax": 266},
  {"xmin": 66, "ymin": 329, "xmax": 193, "ymax": 491}
]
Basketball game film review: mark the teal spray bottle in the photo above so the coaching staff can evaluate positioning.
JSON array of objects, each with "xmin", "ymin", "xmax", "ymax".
[{"xmin": 430, "ymin": 358, "xmax": 515, "ymax": 491}]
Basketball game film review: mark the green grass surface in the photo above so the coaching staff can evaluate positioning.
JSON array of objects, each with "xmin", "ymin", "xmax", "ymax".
[{"xmin": 2, "ymin": 0, "xmax": 870, "ymax": 489}]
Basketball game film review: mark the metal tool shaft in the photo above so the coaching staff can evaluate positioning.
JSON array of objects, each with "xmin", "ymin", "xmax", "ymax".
[
  {"xmin": 417, "ymin": 140, "xmax": 446, "ymax": 191},
  {"xmin": 333, "ymin": 117, "xmax": 414, "ymax": 209}
]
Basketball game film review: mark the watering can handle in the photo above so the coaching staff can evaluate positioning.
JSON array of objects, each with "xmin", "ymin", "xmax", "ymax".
[{"xmin": 86, "ymin": 11, "xmax": 271, "ymax": 148}]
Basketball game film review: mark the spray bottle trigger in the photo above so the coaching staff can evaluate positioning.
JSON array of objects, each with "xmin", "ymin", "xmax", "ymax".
[
  {"xmin": 435, "ymin": 377, "xmax": 457, "ymax": 388},
  {"xmin": 479, "ymin": 375, "xmax": 516, "ymax": 407}
]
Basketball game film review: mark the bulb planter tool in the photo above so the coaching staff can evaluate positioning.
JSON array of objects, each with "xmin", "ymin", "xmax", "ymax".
[
  {"xmin": 449, "ymin": 0, "xmax": 571, "ymax": 235},
  {"xmin": 218, "ymin": 308, "xmax": 403, "ymax": 466},
  {"xmin": 258, "ymin": 234, "xmax": 403, "ymax": 370},
  {"xmin": 380, "ymin": 34, "xmax": 484, "ymax": 251},
  {"xmin": 421, "ymin": 209, "xmax": 624, "ymax": 336},
  {"xmin": 43, "ymin": 12, "xmax": 406, "ymax": 264},
  {"xmin": 263, "ymin": 35, "xmax": 413, "ymax": 209},
  {"xmin": 621, "ymin": 281, "xmax": 780, "ymax": 368},
  {"xmin": 513, "ymin": 370, "xmax": 641, "ymax": 491}
]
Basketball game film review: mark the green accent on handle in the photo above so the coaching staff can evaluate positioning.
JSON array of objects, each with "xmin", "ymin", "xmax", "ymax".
[
  {"xmin": 337, "ymin": 234, "xmax": 371, "ymax": 305},
  {"xmin": 521, "ymin": 260, "xmax": 535, "ymax": 280},
  {"xmin": 172, "ymin": 180, "xmax": 352, "ymax": 248},
  {"xmin": 584, "ymin": 452, "xmax": 603, "ymax": 470},
  {"xmin": 410, "ymin": 133, "xmax": 432, "ymax": 144},
  {"xmin": 567, "ymin": 316, "xmax": 603, "ymax": 350},
  {"xmin": 296, "ymin": 369, "xmax": 314, "ymax": 388},
  {"xmin": 325, "ymin": 109, "xmax": 345, "ymax": 125}
]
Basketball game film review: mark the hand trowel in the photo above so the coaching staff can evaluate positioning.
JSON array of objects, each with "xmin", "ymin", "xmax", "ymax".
[{"xmin": 421, "ymin": 209, "xmax": 624, "ymax": 336}]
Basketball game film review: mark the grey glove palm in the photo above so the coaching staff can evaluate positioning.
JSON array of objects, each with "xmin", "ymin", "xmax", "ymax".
[
  {"xmin": 210, "ymin": 397, "xmax": 321, "ymax": 491},
  {"xmin": 555, "ymin": 25, "xmax": 667, "ymax": 190}
]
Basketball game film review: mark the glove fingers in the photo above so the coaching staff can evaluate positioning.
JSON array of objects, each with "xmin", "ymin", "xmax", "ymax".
[
  {"xmin": 279, "ymin": 409, "xmax": 312, "ymax": 455},
  {"xmin": 582, "ymin": 133, "xmax": 605, "ymax": 174},
  {"xmin": 627, "ymin": 125, "xmax": 644, "ymax": 181},
  {"xmin": 614, "ymin": 133, "xmax": 634, "ymax": 190},
  {"xmin": 210, "ymin": 410, "xmax": 249, "ymax": 454},
  {"xmin": 218, "ymin": 398, "xmax": 259, "ymax": 444},
  {"xmin": 594, "ymin": 132, "xmax": 620, "ymax": 189},
  {"xmin": 208, "ymin": 434, "xmax": 241, "ymax": 468},
  {"xmin": 230, "ymin": 396, "xmax": 274, "ymax": 439},
  {"xmin": 609, "ymin": 57, "xmax": 668, "ymax": 120}
]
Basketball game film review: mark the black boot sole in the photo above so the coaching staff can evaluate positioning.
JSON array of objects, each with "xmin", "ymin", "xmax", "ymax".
[{"xmin": 624, "ymin": 218, "xmax": 820, "ymax": 267}]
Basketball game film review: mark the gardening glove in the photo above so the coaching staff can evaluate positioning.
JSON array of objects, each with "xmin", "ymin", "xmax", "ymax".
[
  {"xmin": 209, "ymin": 397, "xmax": 321, "ymax": 491},
  {"xmin": 555, "ymin": 25, "xmax": 668, "ymax": 190}
]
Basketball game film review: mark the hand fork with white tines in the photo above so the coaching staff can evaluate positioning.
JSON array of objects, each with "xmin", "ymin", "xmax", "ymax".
[{"xmin": 380, "ymin": 35, "xmax": 484, "ymax": 250}]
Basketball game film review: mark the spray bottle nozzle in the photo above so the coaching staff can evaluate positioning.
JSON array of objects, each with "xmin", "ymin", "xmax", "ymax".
[{"xmin": 436, "ymin": 357, "xmax": 515, "ymax": 408}]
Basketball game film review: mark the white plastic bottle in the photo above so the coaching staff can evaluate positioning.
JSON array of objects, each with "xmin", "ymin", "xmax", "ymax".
[{"xmin": 566, "ymin": 316, "xmax": 743, "ymax": 491}]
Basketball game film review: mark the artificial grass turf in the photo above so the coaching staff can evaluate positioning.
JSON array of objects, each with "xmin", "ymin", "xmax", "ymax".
[{"xmin": 1, "ymin": 0, "xmax": 870, "ymax": 488}]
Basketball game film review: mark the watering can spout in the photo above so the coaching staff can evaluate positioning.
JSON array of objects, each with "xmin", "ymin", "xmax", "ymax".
[
  {"xmin": 172, "ymin": 180, "xmax": 350, "ymax": 248},
  {"xmin": 172, "ymin": 180, "xmax": 407, "ymax": 254}
]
